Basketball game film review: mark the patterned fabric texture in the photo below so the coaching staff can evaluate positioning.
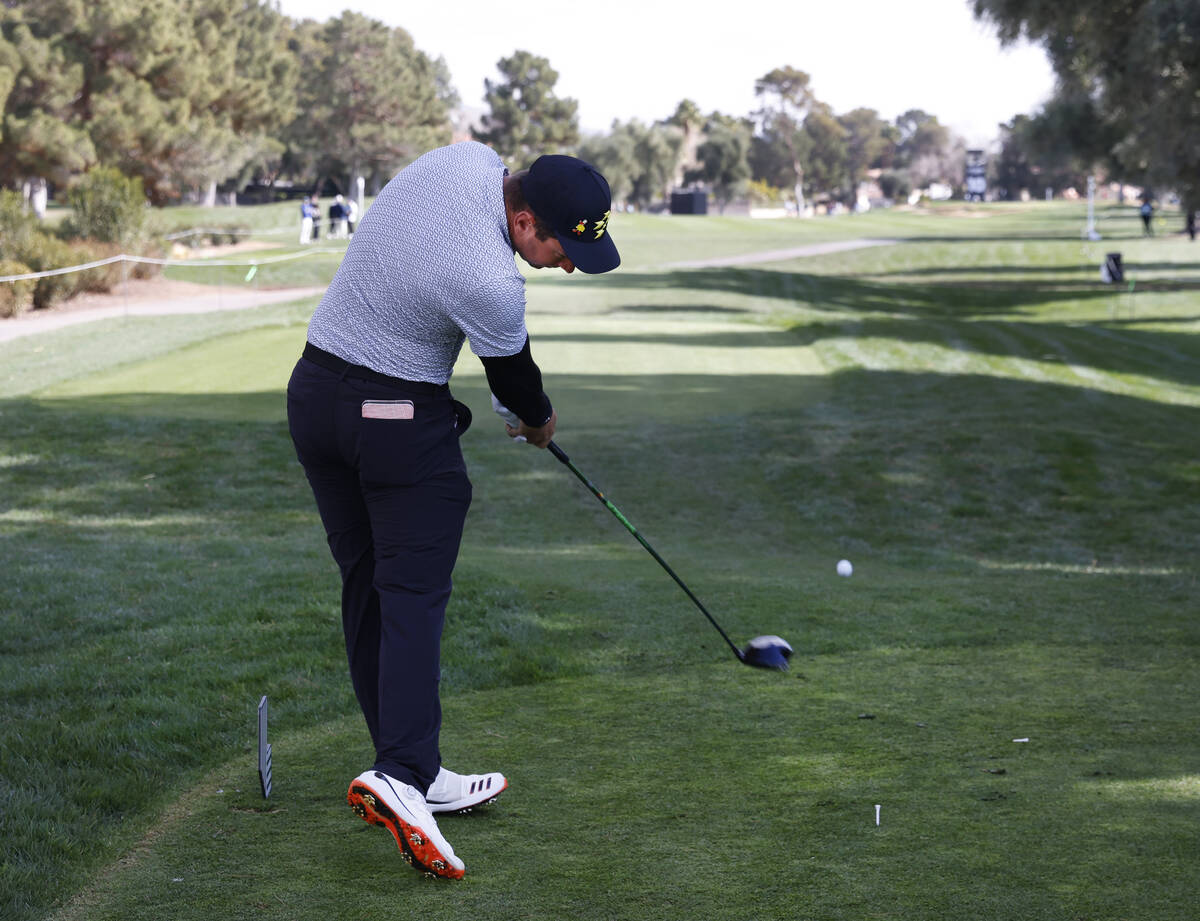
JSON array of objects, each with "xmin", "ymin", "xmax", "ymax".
[{"xmin": 307, "ymin": 142, "xmax": 528, "ymax": 384}]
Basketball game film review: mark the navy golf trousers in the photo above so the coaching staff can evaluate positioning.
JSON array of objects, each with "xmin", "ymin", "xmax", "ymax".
[{"xmin": 286, "ymin": 346, "xmax": 471, "ymax": 794}]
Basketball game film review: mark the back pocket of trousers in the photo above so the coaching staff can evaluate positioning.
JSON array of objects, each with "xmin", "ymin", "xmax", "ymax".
[{"xmin": 358, "ymin": 403, "xmax": 453, "ymax": 487}]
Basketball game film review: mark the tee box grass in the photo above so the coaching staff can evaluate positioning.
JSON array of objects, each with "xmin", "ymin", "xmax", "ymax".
[{"xmin": 0, "ymin": 201, "xmax": 1197, "ymax": 921}]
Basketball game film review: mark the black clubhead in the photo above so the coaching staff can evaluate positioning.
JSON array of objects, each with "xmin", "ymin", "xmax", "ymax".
[{"xmin": 740, "ymin": 635, "xmax": 793, "ymax": 670}]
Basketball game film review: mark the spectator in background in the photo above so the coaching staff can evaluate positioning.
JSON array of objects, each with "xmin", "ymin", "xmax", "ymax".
[
  {"xmin": 1140, "ymin": 199, "xmax": 1153, "ymax": 236},
  {"xmin": 310, "ymin": 193, "xmax": 322, "ymax": 241},
  {"xmin": 330, "ymin": 195, "xmax": 349, "ymax": 239},
  {"xmin": 299, "ymin": 196, "xmax": 316, "ymax": 244},
  {"xmin": 347, "ymin": 197, "xmax": 359, "ymax": 237}
]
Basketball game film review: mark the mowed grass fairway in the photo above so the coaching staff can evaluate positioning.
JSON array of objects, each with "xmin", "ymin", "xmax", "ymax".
[{"xmin": 2, "ymin": 203, "xmax": 1198, "ymax": 920}]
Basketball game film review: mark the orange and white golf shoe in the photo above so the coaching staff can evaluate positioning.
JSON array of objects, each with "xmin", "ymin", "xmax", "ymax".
[{"xmin": 347, "ymin": 770, "xmax": 466, "ymax": 880}]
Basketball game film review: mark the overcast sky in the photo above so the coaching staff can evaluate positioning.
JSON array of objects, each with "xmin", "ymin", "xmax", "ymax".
[{"xmin": 275, "ymin": 0, "xmax": 1056, "ymax": 149}]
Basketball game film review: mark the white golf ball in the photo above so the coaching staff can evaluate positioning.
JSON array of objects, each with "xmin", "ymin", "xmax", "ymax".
[{"xmin": 837, "ymin": 559, "xmax": 853, "ymax": 577}]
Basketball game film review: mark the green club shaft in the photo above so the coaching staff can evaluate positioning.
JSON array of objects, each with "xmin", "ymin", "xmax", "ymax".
[{"xmin": 547, "ymin": 441, "xmax": 744, "ymax": 659}]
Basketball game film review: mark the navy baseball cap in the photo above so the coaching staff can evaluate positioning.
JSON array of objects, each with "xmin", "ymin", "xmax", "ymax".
[{"xmin": 520, "ymin": 155, "xmax": 620, "ymax": 274}]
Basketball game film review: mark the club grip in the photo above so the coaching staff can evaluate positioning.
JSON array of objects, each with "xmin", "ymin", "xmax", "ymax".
[{"xmin": 548, "ymin": 441, "xmax": 569, "ymax": 464}]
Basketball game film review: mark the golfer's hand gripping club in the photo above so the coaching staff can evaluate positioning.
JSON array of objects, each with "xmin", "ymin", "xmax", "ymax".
[{"xmin": 490, "ymin": 394, "xmax": 555, "ymax": 447}]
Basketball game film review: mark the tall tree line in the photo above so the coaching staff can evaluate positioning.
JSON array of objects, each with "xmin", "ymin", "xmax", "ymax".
[
  {"xmin": 0, "ymin": 0, "xmax": 967, "ymax": 214},
  {"xmin": 582, "ymin": 81, "xmax": 965, "ymax": 214}
]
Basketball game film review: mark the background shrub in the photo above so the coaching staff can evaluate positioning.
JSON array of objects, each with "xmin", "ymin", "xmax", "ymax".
[
  {"xmin": 878, "ymin": 170, "xmax": 913, "ymax": 202},
  {"xmin": 14, "ymin": 234, "xmax": 84, "ymax": 309},
  {"xmin": 71, "ymin": 240, "xmax": 126, "ymax": 293},
  {"xmin": 172, "ymin": 226, "xmax": 251, "ymax": 247},
  {"xmin": 61, "ymin": 167, "xmax": 149, "ymax": 248},
  {"xmin": 129, "ymin": 242, "xmax": 164, "ymax": 280},
  {"xmin": 0, "ymin": 189, "xmax": 39, "ymax": 259},
  {"xmin": 0, "ymin": 259, "xmax": 35, "ymax": 318}
]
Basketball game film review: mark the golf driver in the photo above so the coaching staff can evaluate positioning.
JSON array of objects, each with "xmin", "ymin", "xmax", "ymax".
[{"xmin": 547, "ymin": 441, "xmax": 792, "ymax": 670}]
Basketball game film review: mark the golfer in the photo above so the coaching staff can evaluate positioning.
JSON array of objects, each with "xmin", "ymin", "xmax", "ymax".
[{"xmin": 286, "ymin": 142, "xmax": 620, "ymax": 879}]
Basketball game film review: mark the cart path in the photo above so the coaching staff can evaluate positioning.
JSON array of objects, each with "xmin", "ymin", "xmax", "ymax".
[{"xmin": 661, "ymin": 237, "xmax": 897, "ymax": 269}]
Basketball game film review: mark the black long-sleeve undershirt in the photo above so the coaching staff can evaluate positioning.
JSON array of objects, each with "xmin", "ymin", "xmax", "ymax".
[{"xmin": 479, "ymin": 336, "xmax": 553, "ymax": 426}]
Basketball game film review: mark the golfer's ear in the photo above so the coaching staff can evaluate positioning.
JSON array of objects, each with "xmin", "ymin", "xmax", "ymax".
[{"xmin": 512, "ymin": 208, "xmax": 537, "ymax": 233}]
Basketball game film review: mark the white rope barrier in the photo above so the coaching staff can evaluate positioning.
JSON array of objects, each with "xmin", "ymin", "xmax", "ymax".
[
  {"xmin": 0, "ymin": 254, "xmax": 125, "ymax": 282},
  {"xmin": 0, "ymin": 247, "xmax": 344, "ymax": 283}
]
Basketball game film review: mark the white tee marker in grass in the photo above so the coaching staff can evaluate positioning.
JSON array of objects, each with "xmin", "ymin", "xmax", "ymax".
[
  {"xmin": 875, "ymin": 804, "xmax": 881, "ymax": 826},
  {"xmin": 837, "ymin": 559, "xmax": 853, "ymax": 577}
]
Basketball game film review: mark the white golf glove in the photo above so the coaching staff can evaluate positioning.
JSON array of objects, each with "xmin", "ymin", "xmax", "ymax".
[{"xmin": 490, "ymin": 393, "xmax": 526, "ymax": 442}]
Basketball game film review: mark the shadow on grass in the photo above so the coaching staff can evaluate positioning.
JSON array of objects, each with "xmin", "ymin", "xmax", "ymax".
[
  {"xmin": 616, "ymin": 302, "xmax": 753, "ymax": 314},
  {"xmin": 543, "ymin": 267, "xmax": 1200, "ymax": 317},
  {"xmin": 898, "ymin": 233, "xmax": 1142, "ymax": 243},
  {"xmin": 1099, "ymin": 313, "xmax": 1200, "ymax": 326},
  {"xmin": 5, "ymin": 354, "xmax": 1198, "ymax": 530},
  {"xmin": 866, "ymin": 260, "xmax": 1200, "ymax": 277},
  {"xmin": 799, "ymin": 316, "xmax": 1200, "ymax": 388},
  {"xmin": 896, "ymin": 227, "xmax": 1194, "ymax": 243},
  {"xmin": 524, "ymin": 313, "xmax": 1200, "ymax": 388}
]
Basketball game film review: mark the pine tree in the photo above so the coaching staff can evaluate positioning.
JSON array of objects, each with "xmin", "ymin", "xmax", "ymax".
[
  {"xmin": 0, "ymin": 12, "xmax": 95, "ymax": 193},
  {"xmin": 0, "ymin": 0, "xmax": 298, "ymax": 204},
  {"xmin": 282, "ymin": 11, "xmax": 455, "ymax": 194},
  {"xmin": 473, "ymin": 50, "xmax": 579, "ymax": 165}
]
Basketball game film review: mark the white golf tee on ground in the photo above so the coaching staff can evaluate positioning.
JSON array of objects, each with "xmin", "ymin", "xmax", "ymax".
[{"xmin": 875, "ymin": 804, "xmax": 881, "ymax": 826}]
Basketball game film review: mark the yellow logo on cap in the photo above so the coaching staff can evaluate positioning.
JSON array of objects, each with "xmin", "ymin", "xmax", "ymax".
[
  {"xmin": 573, "ymin": 219, "xmax": 587, "ymax": 236},
  {"xmin": 592, "ymin": 211, "xmax": 610, "ymax": 240}
]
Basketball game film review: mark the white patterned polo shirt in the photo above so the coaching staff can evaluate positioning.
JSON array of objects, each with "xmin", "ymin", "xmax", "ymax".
[{"xmin": 306, "ymin": 142, "xmax": 527, "ymax": 384}]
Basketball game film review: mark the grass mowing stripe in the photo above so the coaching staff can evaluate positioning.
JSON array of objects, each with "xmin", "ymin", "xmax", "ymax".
[
  {"xmin": 1076, "ymin": 321, "xmax": 1200, "ymax": 373},
  {"xmin": 0, "ymin": 297, "xmax": 321, "ymax": 400},
  {"xmin": 39, "ymin": 325, "xmax": 309, "ymax": 408}
]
